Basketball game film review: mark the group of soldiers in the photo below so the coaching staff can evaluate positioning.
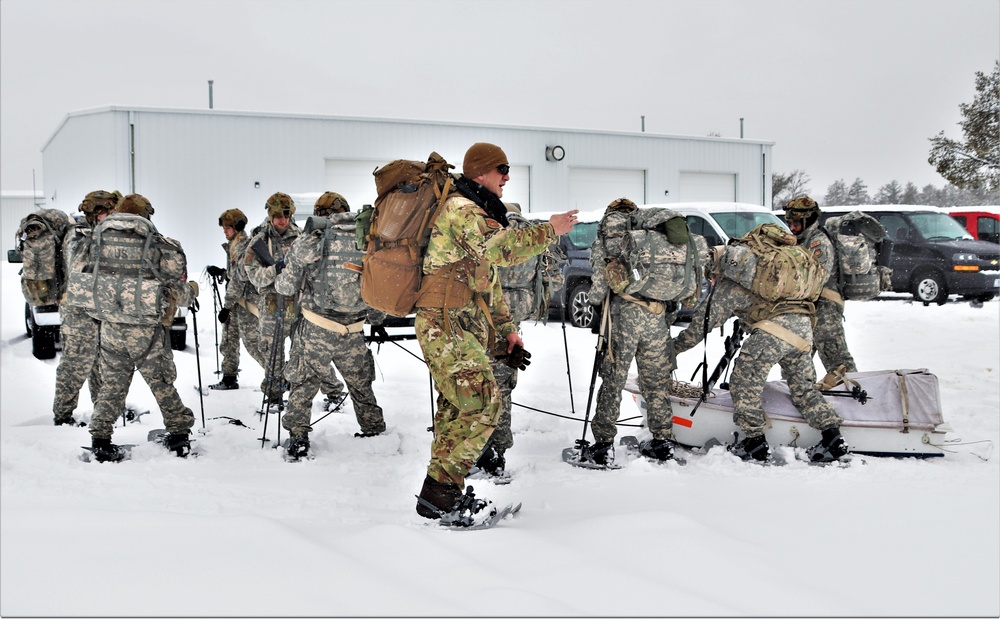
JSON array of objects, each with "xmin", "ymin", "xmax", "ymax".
[{"xmin": 42, "ymin": 140, "xmax": 858, "ymax": 527}]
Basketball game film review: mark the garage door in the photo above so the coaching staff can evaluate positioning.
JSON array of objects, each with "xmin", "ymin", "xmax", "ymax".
[
  {"xmin": 569, "ymin": 168, "xmax": 646, "ymax": 213},
  {"xmin": 677, "ymin": 172, "xmax": 736, "ymax": 202}
]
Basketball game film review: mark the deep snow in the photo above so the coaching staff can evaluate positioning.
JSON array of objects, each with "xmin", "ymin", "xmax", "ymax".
[{"xmin": 1, "ymin": 260, "xmax": 998, "ymax": 618}]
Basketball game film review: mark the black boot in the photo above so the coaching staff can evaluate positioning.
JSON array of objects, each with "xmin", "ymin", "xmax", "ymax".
[
  {"xmin": 581, "ymin": 441, "xmax": 614, "ymax": 465},
  {"xmin": 166, "ymin": 431, "xmax": 191, "ymax": 458},
  {"xmin": 286, "ymin": 435, "xmax": 310, "ymax": 460},
  {"xmin": 729, "ymin": 434, "xmax": 770, "ymax": 462},
  {"xmin": 639, "ymin": 437, "xmax": 675, "ymax": 461},
  {"xmin": 91, "ymin": 437, "xmax": 126, "ymax": 463},
  {"xmin": 55, "ymin": 415, "xmax": 83, "ymax": 427},
  {"xmin": 808, "ymin": 428, "xmax": 849, "ymax": 462},
  {"xmin": 415, "ymin": 475, "xmax": 462, "ymax": 520},
  {"xmin": 474, "ymin": 445, "xmax": 506, "ymax": 476},
  {"xmin": 209, "ymin": 374, "xmax": 239, "ymax": 390}
]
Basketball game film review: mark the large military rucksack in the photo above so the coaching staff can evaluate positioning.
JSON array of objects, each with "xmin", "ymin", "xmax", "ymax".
[
  {"xmin": 360, "ymin": 152, "xmax": 456, "ymax": 316},
  {"xmin": 499, "ymin": 212, "xmax": 567, "ymax": 322},
  {"xmin": 15, "ymin": 209, "xmax": 73, "ymax": 306},
  {"xmin": 304, "ymin": 212, "xmax": 368, "ymax": 315},
  {"xmin": 720, "ymin": 223, "xmax": 826, "ymax": 303},
  {"xmin": 823, "ymin": 210, "xmax": 892, "ymax": 300},
  {"xmin": 603, "ymin": 207, "xmax": 701, "ymax": 303},
  {"xmin": 66, "ymin": 213, "xmax": 180, "ymax": 324}
]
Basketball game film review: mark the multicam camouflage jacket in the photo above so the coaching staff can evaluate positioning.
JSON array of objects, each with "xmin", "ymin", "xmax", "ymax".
[{"xmin": 422, "ymin": 196, "xmax": 558, "ymax": 337}]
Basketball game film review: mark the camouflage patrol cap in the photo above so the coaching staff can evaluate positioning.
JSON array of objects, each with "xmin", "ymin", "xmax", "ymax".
[
  {"xmin": 265, "ymin": 192, "xmax": 295, "ymax": 218},
  {"xmin": 219, "ymin": 208, "xmax": 248, "ymax": 232},
  {"xmin": 79, "ymin": 190, "xmax": 119, "ymax": 214},
  {"xmin": 784, "ymin": 195, "xmax": 820, "ymax": 220},
  {"xmin": 117, "ymin": 193, "xmax": 155, "ymax": 219},
  {"xmin": 606, "ymin": 197, "xmax": 638, "ymax": 213},
  {"xmin": 313, "ymin": 192, "xmax": 349, "ymax": 216}
]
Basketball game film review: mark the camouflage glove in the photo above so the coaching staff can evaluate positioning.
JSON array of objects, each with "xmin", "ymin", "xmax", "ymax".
[
  {"xmin": 495, "ymin": 344, "xmax": 532, "ymax": 371},
  {"xmin": 206, "ymin": 265, "xmax": 226, "ymax": 279},
  {"xmin": 218, "ymin": 308, "xmax": 230, "ymax": 324}
]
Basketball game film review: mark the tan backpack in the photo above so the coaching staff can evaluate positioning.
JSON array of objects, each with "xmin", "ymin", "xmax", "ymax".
[
  {"xmin": 360, "ymin": 152, "xmax": 455, "ymax": 316},
  {"xmin": 721, "ymin": 223, "xmax": 826, "ymax": 303}
]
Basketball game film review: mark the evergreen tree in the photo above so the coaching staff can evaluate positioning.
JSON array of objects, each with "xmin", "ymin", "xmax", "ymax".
[
  {"xmin": 901, "ymin": 182, "xmax": 920, "ymax": 204},
  {"xmin": 928, "ymin": 61, "xmax": 1000, "ymax": 193},
  {"xmin": 824, "ymin": 179, "xmax": 849, "ymax": 206},
  {"xmin": 874, "ymin": 180, "xmax": 903, "ymax": 204},
  {"xmin": 846, "ymin": 178, "xmax": 870, "ymax": 205}
]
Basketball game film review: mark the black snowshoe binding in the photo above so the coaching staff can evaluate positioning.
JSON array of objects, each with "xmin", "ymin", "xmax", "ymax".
[
  {"xmin": 209, "ymin": 374, "xmax": 239, "ymax": 390},
  {"xmin": 581, "ymin": 441, "xmax": 614, "ymax": 466},
  {"xmin": 285, "ymin": 435, "xmax": 310, "ymax": 460},
  {"xmin": 807, "ymin": 428, "xmax": 850, "ymax": 463},
  {"xmin": 324, "ymin": 392, "xmax": 348, "ymax": 412},
  {"xmin": 416, "ymin": 486, "xmax": 496, "ymax": 528},
  {"xmin": 165, "ymin": 432, "xmax": 192, "ymax": 458},
  {"xmin": 473, "ymin": 445, "xmax": 506, "ymax": 475},
  {"xmin": 353, "ymin": 429, "xmax": 383, "ymax": 438},
  {"xmin": 55, "ymin": 416, "xmax": 85, "ymax": 427},
  {"xmin": 638, "ymin": 438, "xmax": 675, "ymax": 461},
  {"xmin": 90, "ymin": 438, "xmax": 128, "ymax": 463},
  {"xmin": 729, "ymin": 434, "xmax": 771, "ymax": 462}
]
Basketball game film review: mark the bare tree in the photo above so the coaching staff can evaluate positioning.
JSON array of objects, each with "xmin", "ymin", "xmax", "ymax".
[{"xmin": 772, "ymin": 170, "xmax": 812, "ymax": 209}]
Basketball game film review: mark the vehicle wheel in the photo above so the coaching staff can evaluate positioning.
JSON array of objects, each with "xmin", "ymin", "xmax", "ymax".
[
  {"xmin": 568, "ymin": 282, "xmax": 595, "ymax": 329},
  {"xmin": 24, "ymin": 303, "xmax": 33, "ymax": 337},
  {"xmin": 977, "ymin": 292, "xmax": 996, "ymax": 303},
  {"xmin": 32, "ymin": 327, "xmax": 57, "ymax": 360},
  {"xmin": 912, "ymin": 271, "xmax": 947, "ymax": 306},
  {"xmin": 170, "ymin": 330, "xmax": 187, "ymax": 351}
]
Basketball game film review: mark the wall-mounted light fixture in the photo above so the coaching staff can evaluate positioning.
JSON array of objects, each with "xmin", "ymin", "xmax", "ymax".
[
  {"xmin": 545, "ymin": 145, "xmax": 565, "ymax": 162},
  {"xmin": 254, "ymin": 181, "xmax": 260, "ymax": 189}
]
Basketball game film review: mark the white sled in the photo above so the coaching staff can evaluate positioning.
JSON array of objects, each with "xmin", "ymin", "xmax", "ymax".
[{"xmin": 626, "ymin": 369, "xmax": 954, "ymax": 458}]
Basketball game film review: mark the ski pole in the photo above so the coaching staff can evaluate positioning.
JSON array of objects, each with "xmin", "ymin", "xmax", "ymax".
[
  {"xmin": 578, "ymin": 293, "xmax": 609, "ymax": 448},
  {"xmin": 258, "ymin": 295, "xmax": 285, "ymax": 447},
  {"xmin": 190, "ymin": 299, "xmax": 206, "ymax": 429},
  {"xmin": 560, "ymin": 285, "xmax": 577, "ymax": 417},
  {"xmin": 210, "ymin": 275, "xmax": 222, "ymax": 376}
]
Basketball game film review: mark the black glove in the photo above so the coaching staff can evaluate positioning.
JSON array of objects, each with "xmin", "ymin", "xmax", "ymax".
[
  {"xmin": 370, "ymin": 325, "xmax": 389, "ymax": 344},
  {"xmin": 274, "ymin": 259, "xmax": 286, "ymax": 275},
  {"xmin": 206, "ymin": 265, "xmax": 226, "ymax": 279},
  {"xmin": 495, "ymin": 344, "xmax": 532, "ymax": 371},
  {"xmin": 590, "ymin": 302, "xmax": 604, "ymax": 335},
  {"xmin": 218, "ymin": 308, "xmax": 230, "ymax": 324}
]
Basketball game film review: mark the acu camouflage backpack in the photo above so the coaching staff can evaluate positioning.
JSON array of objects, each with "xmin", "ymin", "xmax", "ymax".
[
  {"xmin": 65, "ymin": 213, "xmax": 187, "ymax": 326},
  {"xmin": 15, "ymin": 209, "xmax": 73, "ymax": 307},
  {"xmin": 360, "ymin": 152, "xmax": 456, "ymax": 316},
  {"xmin": 823, "ymin": 210, "xmax": 893, "ymax": 300},
  {"xmin": 301, "ymin": 212, "xmax": 368, "ymax": 315},
  {"xmin": 602, "ymin": 206, "xmax": 703, "ymax": 304},
  {"xmin": 719, "ymin": 223, "xmax": 827, "ymax": 304}
]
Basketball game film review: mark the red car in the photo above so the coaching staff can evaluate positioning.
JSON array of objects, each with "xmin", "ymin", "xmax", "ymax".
[{"xmin": 949, "ymin": 207, "xmax": 999, "ymax": 244}]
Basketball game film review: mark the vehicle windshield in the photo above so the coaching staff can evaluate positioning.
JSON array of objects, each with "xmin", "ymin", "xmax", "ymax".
[
  {"xmin": 566, "ymin": 221, "xmax": 598, "ymax": 249},
  {"xmin": 710, "ymin": 211, "xmax": 787, "ymax": 239},
  {"xmin": 909, "ymin": 213, "xmax": 973, "ymax": 241}
]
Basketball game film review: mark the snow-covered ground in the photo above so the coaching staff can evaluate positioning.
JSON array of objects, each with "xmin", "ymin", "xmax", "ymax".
[{"xmin": 1, "ymin": 260, "xmax": 998, "ymax": 617}]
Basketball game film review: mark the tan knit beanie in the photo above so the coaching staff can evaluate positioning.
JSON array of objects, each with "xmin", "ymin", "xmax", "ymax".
[{"xmin": 462, "ymin": 142, "xmax": 509, "ymax": 179}]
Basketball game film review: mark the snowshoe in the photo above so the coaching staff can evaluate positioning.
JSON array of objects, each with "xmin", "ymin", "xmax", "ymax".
[
  {"xmin": 728, "ymin": 433, "xmax": 772, "ymax": 463},
  {"xmin": 416, "ymin": 484, "xmax": 518, "ymax": 530},
  {"xmin": 122, "ymin": 406, "xmax": 149, "ymax": 424},
  {"xmin": 619, "ymin": 436, "xmax": 687, "ymax": 465},
  {"xmin": 806, "ymin": 428, "xmax": 850, "ymax": 463},
  {"xmin": 209, "ymin": 375, "xmax": 239, "ymax": 390},
  {"xmin": 353, "ymin": 429, "xmax": 383, "ymax": 438},
  {"xmin": 148, "ymin": 429, "xmax": 193, "ymax": 458},
  {"xmin": 54, "ymin": 416, "xmax": 86, "ymax": 427},
  {"xmin": 323, "ymin": 393, "xmax": 348, "ymax": 412},
  {"xmin": 284, "ymin": 435, "xmax": 311, "ymax": 461},
  {"xmin": 416, "ymin": 475, "xmax": 462, "ymax": 519},
  {"xmin": 82, "ymin": 438, "xmax": 131, "ymax": 463},
  {"xmin": 562, "ymin": 439, "xmax": 621, "ymax": 470},
  {"xmin": 468, "ymin": 446, "xmax": 513, "ymax": 484}
]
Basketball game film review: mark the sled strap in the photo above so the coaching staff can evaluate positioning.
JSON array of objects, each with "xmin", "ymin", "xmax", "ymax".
[
  {"xmin": 820, "ymin": 287, "xmax": 845, "ymax": 308},
  {"xmin": 750, "ymin": 320, "xmax": 810, "ymax": 353},
  {"xmin": 301, "ymin": 308, "xmax": 365, "ymax": 335},
  {"xmin": 896, "ymin": 371, "xmax": 910, "ymax": 434}
]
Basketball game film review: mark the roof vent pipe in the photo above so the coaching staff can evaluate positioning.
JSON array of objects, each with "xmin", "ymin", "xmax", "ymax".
[{"xmin": 208, "ymin": 80, "xmax": 214, "ymax": 109}]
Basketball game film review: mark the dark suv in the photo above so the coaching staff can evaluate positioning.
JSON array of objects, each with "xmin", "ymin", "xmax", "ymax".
[
  {"xmin": 821, "ymin": 205, "xmax": 999, "ymax": 305},
  {"xmin": 551, "ymin": 219, "xmax": 600, "ymax": 329}
]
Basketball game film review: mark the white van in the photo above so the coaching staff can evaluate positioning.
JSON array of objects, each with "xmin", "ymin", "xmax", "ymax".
[{"xmin": 646, "ymin": 201, "xmax": 789, "ymax": 248}]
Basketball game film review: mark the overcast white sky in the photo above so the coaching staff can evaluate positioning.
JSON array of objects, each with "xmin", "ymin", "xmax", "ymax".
[{"xmin": 1, "ymin": 0, "xmax": 997, "ymax": 199}]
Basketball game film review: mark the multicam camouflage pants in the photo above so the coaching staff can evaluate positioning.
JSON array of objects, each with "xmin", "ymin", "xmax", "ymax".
[
  {"xmin": 89, "ymin": 322, "xmax": 195, "ymax": 440},
  {"xmin": 220, "ymin": 312, "xmax": 241, "ymax": 377},
  {"xmin": 812, "ymin": 297, "xmax": 858, "ymax": 373},
  {"xmin": 53, "ymin": 305, "xmax": 102, "ymax": 421},
  {"xmin": 281, "ymin": 318, "xmax": 384, "ymax": 437},
  {"xmin": 415, "ymin": 305, "xmax": 500, "ymax": 487},
  {"xmin": 593, "ymin": 296, "xmax": 676, "ymax": 444},
  {"xmin": 731, "ymin": 313, "xmax": 842, "ymax": 438}
]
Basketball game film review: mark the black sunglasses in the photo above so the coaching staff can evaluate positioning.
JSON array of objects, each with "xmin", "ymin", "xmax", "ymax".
[{"xmin": 496, "ymin": 164, "xmax": 510, "ymax": 175}]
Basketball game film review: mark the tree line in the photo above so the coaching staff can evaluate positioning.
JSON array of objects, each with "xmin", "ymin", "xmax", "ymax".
[{"xmin": 772, "ymin": 61, "xmax": 999, "ymax": 210}]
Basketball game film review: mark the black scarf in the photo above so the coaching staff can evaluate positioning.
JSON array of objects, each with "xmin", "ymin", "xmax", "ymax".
[{"xmin": 454, "ymin": 175, "xmax": 509, "ymax": 227}]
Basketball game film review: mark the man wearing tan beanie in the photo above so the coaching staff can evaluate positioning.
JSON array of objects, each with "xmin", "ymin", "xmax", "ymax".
[{"xmin": 414, "ymin": 142, "xmax": 579, "ymax": 526}]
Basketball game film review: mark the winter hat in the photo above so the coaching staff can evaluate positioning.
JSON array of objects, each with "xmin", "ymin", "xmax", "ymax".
[{"xmin": 462, "ymin": 142, "xmax": 508, "ymax": 179}]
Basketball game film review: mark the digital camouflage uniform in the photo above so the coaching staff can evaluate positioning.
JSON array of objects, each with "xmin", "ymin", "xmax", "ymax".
[
  {"xmin": 53, "ymin": 220, "xmax": 103, "ymax": 423},
  {"xmin": 219, "ymin": 229, "xmax": 248, "ymax": 378},
  {"xmin": 674, "ymin": 278, "xmax": 843, "ymax": 438},
  {"xmin": 68, "ymin": 212, "xmax": 197, "ymax": 441},
  {"xmin": 798, "ymin": 220, "xmax": 858, "ymax": 373},
  {"xmin": 275, "ymin": 212, "xmax": 385, "ymax": 438},
  {"xmin": 488, "ymin": 212, "xmax": 567, "ymax": 457},
  {"xmin": 415, "ymin": 195, "xmax": 557, "ymax": 486}
]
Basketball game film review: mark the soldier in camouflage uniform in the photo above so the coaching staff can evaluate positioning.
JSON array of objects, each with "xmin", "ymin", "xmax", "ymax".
[
  {"xmin": 474, "ymin": 206, "xmax": 567, "ymax": 478},
  {"xmin": 784, "ymin": 195, "xmax": 858, "ymax": 373},
  {"xmin": 50, "ymin": 191, "xmax": 117, "ymax": 425},
  {"xmin": 207, "ymin": 208, "xmax": 250, "ymax": 390},
  {"xmin": 275, "ymin": 192, "xmax": 386, "ymax": 459},
  {"xmin": 71, "ymin": 194, "xmax": 198, "ymax": 462},
  {"xmin": 673, "ymin": 227, "xmax": 849, "ymax": 463},
  {"xmin": 414, "ymin": 142, "xmax": 578, "ymax": 520},
  {"xmin": 583, "ymin": 198, "xmax": 706, "ymax": 465},
  {"xmin": 224, "ymin": 217, "xmax": 274, "ymax": 395}
]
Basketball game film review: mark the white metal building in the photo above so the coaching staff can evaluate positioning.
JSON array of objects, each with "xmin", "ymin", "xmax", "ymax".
[{"xmin": 41, "ymin": 106, "xmax": 772, "ymax": 269}]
